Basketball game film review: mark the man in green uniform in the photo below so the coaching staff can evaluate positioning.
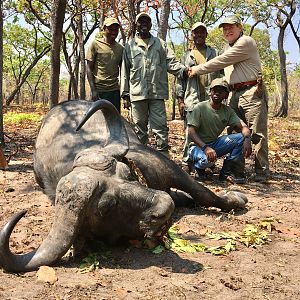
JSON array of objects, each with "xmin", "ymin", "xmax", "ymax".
[
  {"xmin": 188, "ymin": 15, "xmax": 269, "ymax": 182},
  {"xmin": 86, "ymin": 17, "xmax": 123, "ymax": 112},
  {"xmin": 176, "ymin": 21, "xmax": 221, "ymax": 169},
  {"xmin": 187, "ymin": 78, "xmax": 252, "ymax": 183},
  {"xmin": 121, "ymin": 12, "xmax": 187, "ymax": 152}
]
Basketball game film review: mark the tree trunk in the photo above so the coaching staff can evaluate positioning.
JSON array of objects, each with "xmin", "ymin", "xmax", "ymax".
[
  {"xmin": 75, "ymin": 0, "xmax": 86, "ymax": 99},
  {"xmin": 274, "ymin": 27, "xmax": 288, "ymax": 117},
  {"xmin": 49, "ymin": 0, "xmax": 67, "ymax": 107},
  {"xmin": 158, "ymin": 0, "xmax": 170, "ymax": 41},
  {"xmin": 62, "ymin": 33, "xmax": 79, "ymax": 100},
  {"xmin": 0, "ymin": 0, "xmax": 4, "ymax": 146}
]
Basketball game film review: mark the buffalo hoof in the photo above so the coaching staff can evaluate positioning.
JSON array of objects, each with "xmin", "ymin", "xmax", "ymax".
[{"xmin": 217, "ymin": 191, "xmax": 248, "ymax": 212}]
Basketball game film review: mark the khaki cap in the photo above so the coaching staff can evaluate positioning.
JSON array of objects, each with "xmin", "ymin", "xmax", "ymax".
[
  {"xmin": 219, "ymin": 15, "xmax": 242, "ymax": 28},
  {"xmin": 191, "ymin": 22, "xmax": 207, "ymax": 32},
  {"xmin": 210, "ymin": 78, "xmax": 229, "ymax": 91},
  {"xmin": 135, "ymin": 12, "xmax": 151, "ymax": 23},
  {"xmin": 103, "ymin": 17, "xmax": 119, "ymax": 28}
]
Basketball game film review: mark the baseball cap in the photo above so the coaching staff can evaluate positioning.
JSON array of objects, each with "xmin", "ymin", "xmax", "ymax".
[
  {"xmin": 210, "ymin": 78, "xmax": 229, "ymax": 91},
  {"xmin": 218, "ymin": 15, "xmax": 242, "ymax": 28},
  {"xmin": 191, "ymin": 22, "xmax": 207, "ymax": 32},
  {"xmin": 103, "ymin": 17, "xmax": 119, "ymax": 28},
  {"xmin": 135, "ymin": 12, "xmax": 151, "ymax": 23}
]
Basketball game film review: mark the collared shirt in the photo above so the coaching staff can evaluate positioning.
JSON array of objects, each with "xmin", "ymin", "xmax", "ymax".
[
  {"xmin": 86, "ymin": 34, "xmax": 123, "ymax": 91},
  {"xmin": 193, "ymin": 35, "xmax": 262, "ymax": 85},
  {"xmin": 176, "ymin": 46, "xmax": 221, "ymax": 111},
  {"xmin": 121, "ymin": 34, "xmax": 186, "ymax": 101}
]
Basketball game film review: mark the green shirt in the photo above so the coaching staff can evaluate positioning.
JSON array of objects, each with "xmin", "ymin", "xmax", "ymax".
[
  {"xmin": 187, "ymin": 100, "xmax": 241, "ymax": 144},
  {"xmin": 86, "ymin": 34, "xmax": 123, "ymax": 91}
]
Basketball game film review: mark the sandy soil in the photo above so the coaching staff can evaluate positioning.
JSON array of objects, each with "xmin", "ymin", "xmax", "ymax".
[{"xmin": 0, "ymin": 116, "xmax": 299, "ymax": 300}]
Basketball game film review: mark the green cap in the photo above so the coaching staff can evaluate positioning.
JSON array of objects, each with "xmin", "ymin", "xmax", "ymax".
[
  {"xmin": 219, "ymin": 15, "xmax": 242, "ymax": 28},
  {"xmin": 191, "ymin": 22, "xmax": 207, "ymax": 32},
  {"xmin": 103, "ymin": 17, "xmax": 119, "ymax": 28},
  {"xmin": 210, "ymin": 78, "xmax": 229, "ymax": 91}
]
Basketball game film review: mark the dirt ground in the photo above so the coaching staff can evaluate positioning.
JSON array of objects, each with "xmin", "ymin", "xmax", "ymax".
[{"xmin": 0, "ymin": 113, "xmax": 300, "ymax": 300}]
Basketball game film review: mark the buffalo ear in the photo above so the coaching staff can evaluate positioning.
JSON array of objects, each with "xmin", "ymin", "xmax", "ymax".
[{"xmin": 97, "ymin": 192, "xmax": 117, "ymax": 217}]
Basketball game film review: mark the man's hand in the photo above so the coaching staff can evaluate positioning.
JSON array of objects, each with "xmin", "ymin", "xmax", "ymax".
[
  {"xmin": 188, "ymin": 66, "xmax": 197, "ymax": 78},
  {"xmin": 123, "ymin": 96, "xmax": 131, "ymax": 109},
  {"xmin": 204, "ymin": 146, "xmax": 217, "ymax": 162},
  {"xmin": 243, "ymin": 138, "xmax": 252, "ymax": 158},
  {"xmin": 177, "ymin": 98, "xmax": 185, "ymax": 120}
]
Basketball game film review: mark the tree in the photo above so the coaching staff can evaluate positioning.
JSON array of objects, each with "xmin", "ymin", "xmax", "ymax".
[
  {"xmin": 4, "ymin": 23, "xmax": 51, "ymax": 105},
  {"xmin": 273, "ymin": 0, "xmax": 297, "ymax": 117},
  {"xmin": 49, "ymin": 0, "xmax": 67, "ymax": 107},
  {"xmin": 25, "ymin": 60, "xmax": 50, "ymax": 104},
  {"xmin": 158, "ymin": 0, "xmax": 171, "ymax": 41}
]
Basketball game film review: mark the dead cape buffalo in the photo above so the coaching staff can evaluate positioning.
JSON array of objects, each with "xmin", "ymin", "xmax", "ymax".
[{"xmin": 0, "ymin": 100, "xmax": 247, "ymax": 272}]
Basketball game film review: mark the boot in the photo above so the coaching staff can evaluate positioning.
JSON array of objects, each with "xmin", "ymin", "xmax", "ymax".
[
  {"xmin": 219, "ymin": 157, "xmax": 245, "ymax": 184},
  {"xmin": 194, "ymin": 168, "xmax": 207, "ymax": 182}
]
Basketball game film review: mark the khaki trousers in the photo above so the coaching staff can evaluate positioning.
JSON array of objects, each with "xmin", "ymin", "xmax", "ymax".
[
  {"xmin": 229, "ymin": 85, "xmax": 269, "ymax": 175},
  {"xmin": 131, "ymin": 99, "xmax": 169, "ymax": 150}
]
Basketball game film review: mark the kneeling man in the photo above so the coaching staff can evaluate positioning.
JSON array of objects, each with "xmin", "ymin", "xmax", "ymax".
[{"xmin": 187, "ymin": 78, "xmax": 252, "ymax": 183}]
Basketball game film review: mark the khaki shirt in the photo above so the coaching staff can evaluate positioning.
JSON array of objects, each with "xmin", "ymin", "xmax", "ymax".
[
  {"xmin": 86, "ymin": 34, "xmax": 123, "ymax": 91},
  {"xmin": 121, "ymin": 34, "xmax": 186, "ymax": 101},
  {"xmin": 193, "ymin": 35, "xmax": 262, "ymax": 85}
]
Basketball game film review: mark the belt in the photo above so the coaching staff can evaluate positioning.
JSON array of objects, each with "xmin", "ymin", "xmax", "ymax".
[{"xmin": 229, "ymin": 80, "xmax": 258, "ymax": 91}]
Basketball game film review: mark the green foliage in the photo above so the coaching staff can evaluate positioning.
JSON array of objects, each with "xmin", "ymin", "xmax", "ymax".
[
  {"xmin": 152, "ymin": 219, "xmax": 274, "ymax": 255},
  {"xmin": 79, "ymin": 253, "xmax": 101, "ymax": 273},
  {"xmin": 206, "ymin": 27, "xmax": 226, "ymax": 53},
  {"xmin": 3, "ymin": 21, "xmax": 51, "ymax": 103},
  {"xmin": 3, "ymin": 112, "xmax": 41, "ymax": 124}
]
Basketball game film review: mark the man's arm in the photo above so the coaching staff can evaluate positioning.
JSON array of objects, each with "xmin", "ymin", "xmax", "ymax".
[
  {"xmin": 234, "ymin": 120, "xmax": 252, "ymax": 158},
  {"xmin": 164, "ymin": 41, "xmax": 188, "ymax": 77},
  {"xmin": 188, "ymin": 125, "xmax": 217, "ymax": 163},
  {"xmin": 120, "ymin": 45, "xmax": 131, "ymax": 109},
  {"xmin": 188, "ymin": 37, "xmax": 252, "ymax": 77},
  {"xmin": 86, "ymin": 60, "xmax": 98, "ymax": 100}
]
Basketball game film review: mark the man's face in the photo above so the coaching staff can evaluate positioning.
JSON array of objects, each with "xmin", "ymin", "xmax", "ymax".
[
  {"xmin": 210, "ymin": 86, "xmax": 229, "ymax": 103},
  {"xmin": 136, "ymin": 16, "xmax": 152, "ymax": 35},
  {"xmin": 192, "ymin": 26, "xmax": 207, "ymax": 47},
  {"xmin": 222, "ymin": 23, "xmax": 242, "ymax": 44},
  {"xmin": 104, "ymin": 24, "xmax": 119, "ymax": 41}
]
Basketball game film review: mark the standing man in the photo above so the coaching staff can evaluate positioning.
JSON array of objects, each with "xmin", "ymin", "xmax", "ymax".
[
  {"xmin": 187, "ymin": 78, "xmax": 252, "ymax": 183},
  {"xmin": 121, "ymin": 12, "xmax": 187, "ymax": 152},
  {"xmin": 176, "ymin": 21, "xmax": 222, "ymax": 168},
  {"xmin": 86, "ymin": 17, "xmax": 123, "ymax": 112},
  {"xmin": 188, "ymin": 15, "xmax": 269, "ymax": 182}
]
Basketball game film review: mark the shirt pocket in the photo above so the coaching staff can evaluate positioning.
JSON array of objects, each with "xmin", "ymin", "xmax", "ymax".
[{"xmin": 131, "ymin": 49, "xmax": 143, "ymax": 70}]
